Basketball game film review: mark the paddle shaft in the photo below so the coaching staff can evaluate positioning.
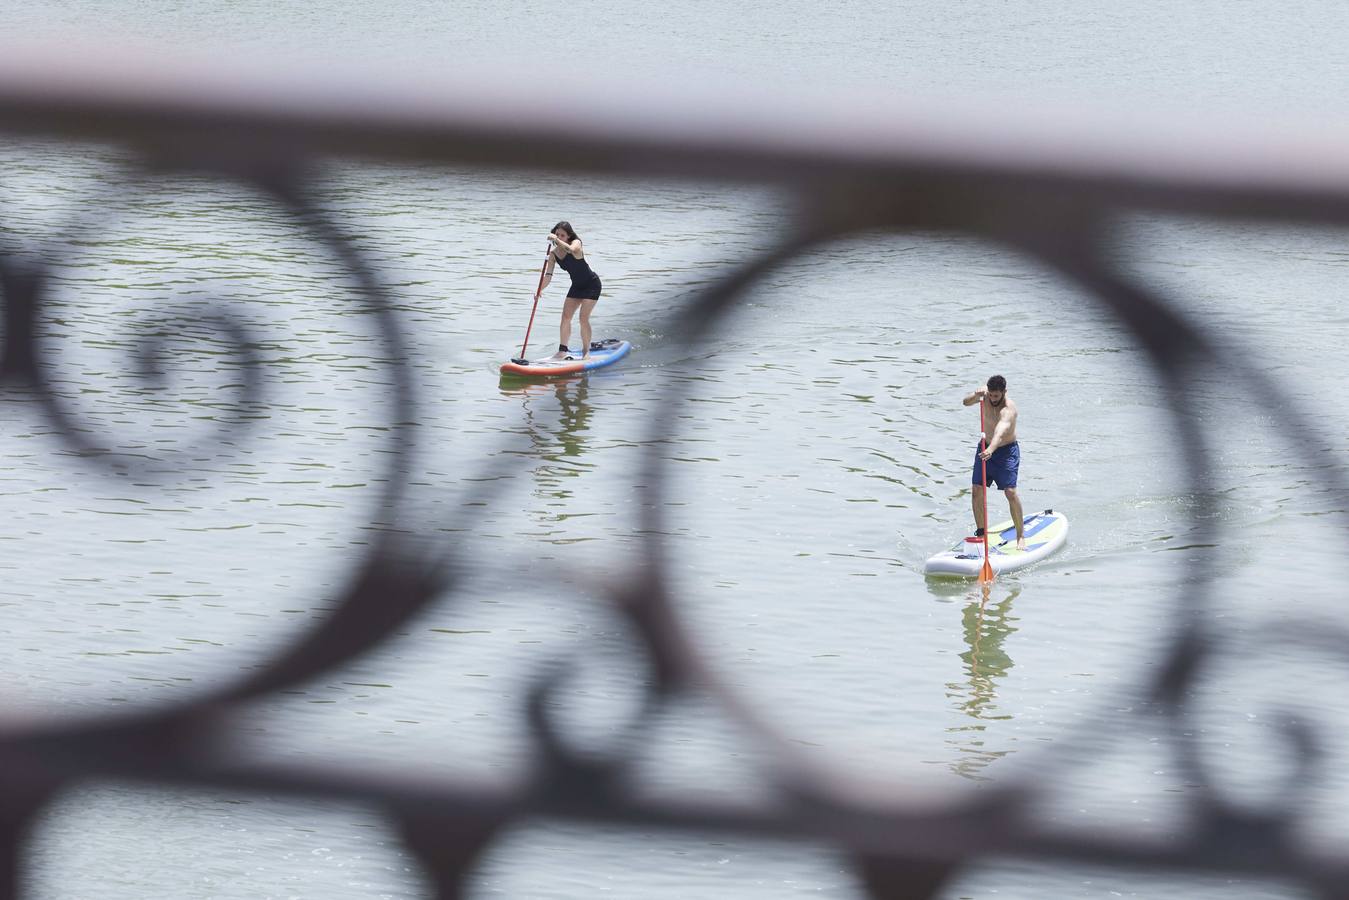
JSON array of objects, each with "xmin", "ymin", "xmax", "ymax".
[
  {"xmin": 978, "ymin": 395, "xmax": 994, "ymax": 583},
  {"xmin": 516, "ymin": 246, "xmax": 552, "ymax": 360}
]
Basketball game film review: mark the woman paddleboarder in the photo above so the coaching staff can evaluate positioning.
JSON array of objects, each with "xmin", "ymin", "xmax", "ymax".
[{"xmin": 541, "ymin": 221, "xmax": 603, "ymax": 359}]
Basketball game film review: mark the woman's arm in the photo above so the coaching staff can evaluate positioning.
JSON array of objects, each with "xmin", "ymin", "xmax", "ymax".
[
  {"xmin": 547, "ymin": 234, "xmax": 584, "ymax": 257},
  {"xmin": 539, "ymin": 253, "xmax": 556, "ymax": 291}
]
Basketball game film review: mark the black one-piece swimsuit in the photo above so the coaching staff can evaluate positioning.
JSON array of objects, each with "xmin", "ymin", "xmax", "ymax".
[{"xmin": 558, "ymin": 252, "xmax": 602, "ymax": 301}]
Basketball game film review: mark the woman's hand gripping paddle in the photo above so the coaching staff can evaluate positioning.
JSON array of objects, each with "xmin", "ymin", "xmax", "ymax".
[
  {"xmin": 978, "ymin": 395, "xmax": 995, "ymax": 586},
  {"xmin": 510, "ymin": 245, "xmax": 552, "ymax": 365}
]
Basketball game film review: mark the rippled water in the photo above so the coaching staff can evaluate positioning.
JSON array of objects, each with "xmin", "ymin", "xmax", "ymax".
[{"xmin": 4, "ymin": 2, "xmax": 1349, "ymax": 899}]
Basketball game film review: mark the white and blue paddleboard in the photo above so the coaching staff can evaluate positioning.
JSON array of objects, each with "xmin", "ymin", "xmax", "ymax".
[
  {"xmin": 500, "ymin": 338, "xmax": 631, "ymax": 377},
  {"xmin": 923, "ymin": 509, "xmax": 1069, "ymax": 577}
]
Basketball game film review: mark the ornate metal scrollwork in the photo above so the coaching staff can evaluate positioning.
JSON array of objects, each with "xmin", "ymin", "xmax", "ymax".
[{"xmin": 0, "ymin": 58, "xmax": 1346, "ymax": 899}]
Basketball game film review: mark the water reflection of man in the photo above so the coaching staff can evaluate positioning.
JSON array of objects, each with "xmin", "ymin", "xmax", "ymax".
[{"xmin": 946, "ymin": 587, "xmax": 1020, "ymax": 781}]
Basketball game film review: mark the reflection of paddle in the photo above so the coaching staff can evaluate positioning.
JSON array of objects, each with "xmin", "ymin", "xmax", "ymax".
[
  {"xmin": 978, "ymin": 397, "xmax": 995, "ymax": 585},
  {"xmin": 510, "ymin": 245, "xmax": 553, "ymax": 365}
]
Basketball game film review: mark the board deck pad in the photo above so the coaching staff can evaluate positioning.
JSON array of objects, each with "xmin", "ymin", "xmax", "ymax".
[
  {"xmin": 923, "ymin": 509, "xmax": 1069, "ymax": 577},
  {"xmin": 500, "ymin": 338, "xmax": 631, "ymax": 377}
]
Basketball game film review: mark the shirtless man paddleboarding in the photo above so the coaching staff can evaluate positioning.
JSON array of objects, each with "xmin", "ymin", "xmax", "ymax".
[{"xmin": 962, "ymin": 375, "xmax": 1025, "ymax": 551}]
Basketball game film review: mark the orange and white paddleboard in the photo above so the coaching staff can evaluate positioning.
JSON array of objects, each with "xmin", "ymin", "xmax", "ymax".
[{"xmin": 500, "ymin": 338, "xmax": 631, "ymax": 377}]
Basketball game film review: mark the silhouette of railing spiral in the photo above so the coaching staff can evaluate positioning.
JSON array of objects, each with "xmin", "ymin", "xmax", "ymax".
[{"xmin": 1, "ymin": 54, "xmax": 1347, "ymax": 898}]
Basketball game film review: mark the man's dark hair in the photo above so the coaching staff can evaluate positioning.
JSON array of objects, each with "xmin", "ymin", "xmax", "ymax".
[{"xmin": 987, "ymin": 375, "xmax": 1007, "ymax": 392}]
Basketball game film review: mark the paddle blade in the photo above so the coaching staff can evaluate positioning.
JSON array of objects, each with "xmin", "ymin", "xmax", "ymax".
[{"xmin": 978, "ymin": 542, "xmax": 994, "ymax": 584}]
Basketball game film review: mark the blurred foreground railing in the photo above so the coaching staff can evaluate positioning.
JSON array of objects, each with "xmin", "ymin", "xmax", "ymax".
[{"xmin": 1, "ymin": 50, "xmax": 1348, "ymax": 899}]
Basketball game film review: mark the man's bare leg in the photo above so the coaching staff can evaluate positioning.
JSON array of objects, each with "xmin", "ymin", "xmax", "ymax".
[
  {"xmin": 971, "ymin": 484, "xmax": 986, "ymax": 534},
  {"xmin": 1005, "ymin": 487, "xmax": 1025, "ymax": 550}
]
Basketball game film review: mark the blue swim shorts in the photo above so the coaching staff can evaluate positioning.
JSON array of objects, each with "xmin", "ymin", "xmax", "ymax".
[{"xmin": 971, "ymin": 441, "xmax": 1019, "ymax": 489}]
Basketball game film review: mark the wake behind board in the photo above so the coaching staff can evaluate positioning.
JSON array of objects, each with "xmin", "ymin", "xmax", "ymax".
[
  {"xmin": 500, "ymin": 338, "xmax": 631, "ymax": 377},
  {"xmin": 923, "ymin": 509, "xmax": 1069, "ymax": 577}
]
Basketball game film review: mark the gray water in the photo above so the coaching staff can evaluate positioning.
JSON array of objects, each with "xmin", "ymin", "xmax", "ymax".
[{"xmin": 3, "ymin": 2, "xmax": 1349, "ymax": 898}]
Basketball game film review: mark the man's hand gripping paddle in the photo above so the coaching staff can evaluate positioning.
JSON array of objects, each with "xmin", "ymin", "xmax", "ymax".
[{"xmin": 510, "ymin": 245, "xmax": 552, "ymax": 365}]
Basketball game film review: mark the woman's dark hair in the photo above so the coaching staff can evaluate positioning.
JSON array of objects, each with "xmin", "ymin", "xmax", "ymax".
[
  {"xmin": 552, "ymin": 221, "xmax": 579, "ymax": 242},
  {"xmin": 987, "ymin": 375, "xmax": 1007, "ymax": 391}
]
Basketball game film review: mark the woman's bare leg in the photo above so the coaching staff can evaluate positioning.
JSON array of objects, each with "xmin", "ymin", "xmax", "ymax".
[
  {"xmin": 558, "ymin": 297, "xmax": 582, "ymax": 356},
  {"xmin": 578, "ymin": 298, "xmax": 598, "ymax": 356}
]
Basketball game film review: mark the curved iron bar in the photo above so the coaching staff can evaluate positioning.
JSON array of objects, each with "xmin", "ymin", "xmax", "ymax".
[
  {"xmin": 0, "ymin": 157, "xmax": 439, "ymax": 704},
  {"xmin": 994, "ymin": 210, "xmax": 1349, "ymax": 897},
  {"xmin": 21, "ymin": 165, "xmax": 261, "ymax": 479},
  {"xmin": 0, "ymin": 55, "xmax": 1345, "ymax": 899}
]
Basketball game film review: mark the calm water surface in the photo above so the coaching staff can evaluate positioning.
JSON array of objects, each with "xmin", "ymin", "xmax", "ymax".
[{"xmin": 3, "ymin": 2, "xmax": 1349, "ymax": 899}]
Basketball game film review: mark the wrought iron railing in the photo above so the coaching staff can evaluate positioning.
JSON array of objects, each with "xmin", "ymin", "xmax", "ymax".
[{"xmin": 0, "ymin": 52, "xmax": 1346, "ymax": 898}]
